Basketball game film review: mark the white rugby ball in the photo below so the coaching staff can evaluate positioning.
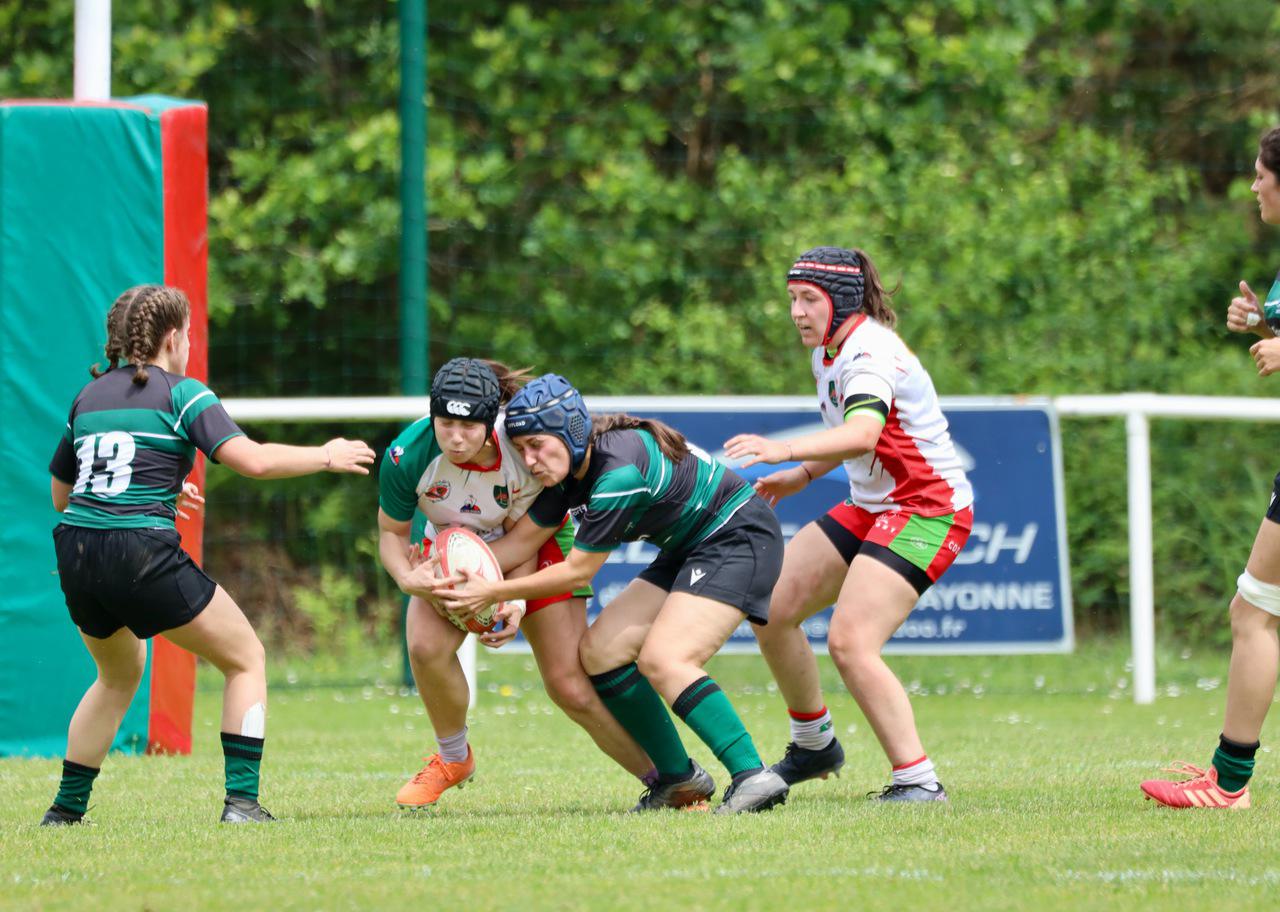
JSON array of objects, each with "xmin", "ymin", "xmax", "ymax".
[{"xmin": 433, "ymin": 526, "xmax": 504, "ymax": 634}]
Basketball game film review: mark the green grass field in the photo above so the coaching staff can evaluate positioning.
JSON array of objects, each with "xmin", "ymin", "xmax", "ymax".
[{"xmin": 2, "ymin": 643, "xmax": 1277, "ymax": 911}]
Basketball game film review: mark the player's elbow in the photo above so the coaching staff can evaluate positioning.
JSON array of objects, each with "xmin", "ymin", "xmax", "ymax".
[
  {"xmin": 567, "ymin": 567, "xmax": 597, "ymax": 592},
  {"xmin": 849, "ymin": 429, "xmax": 881, "ymax": 455},
  {"xmin": 840, "ymin": 420, "xmax": 884, "ymax": 457},
  {"xmin": 235, "ymin": 450, "xmax": 276, "ymax": 479},
  {"xmin": 234, "ymin": 457, "xmax": 270, "ymax": 479},
  {"xmin": 215, "ymin": 438, "xmax": 270, "ymax": 479}
]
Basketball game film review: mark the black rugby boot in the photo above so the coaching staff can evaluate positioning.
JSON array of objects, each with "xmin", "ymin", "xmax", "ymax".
[
  {"xmin": 40, "ymin": 805, "xmax": 86, "ymax": 827},
  {"xmin": 770, "ymin": 737, "xmax": 846, "ymax": 786}
]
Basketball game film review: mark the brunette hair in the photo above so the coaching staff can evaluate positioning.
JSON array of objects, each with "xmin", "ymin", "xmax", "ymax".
[
  {"xmin": 1260, "ymin": 127, "xmax": 1280, "ymax": 178},
  {"xmin": 853, "ymin": 248, "xmax": 899, "ymax": 329},
  {"xmin": 483, "ymin": 360, "xmax": 533, "ymax": 405},
  {"xmin": 91, "ymin": 284, "xmax": 191, "ymax": 385},
  {"xmin": 589, "ymin": 413, "xmax": 690, "ymax": 463}
]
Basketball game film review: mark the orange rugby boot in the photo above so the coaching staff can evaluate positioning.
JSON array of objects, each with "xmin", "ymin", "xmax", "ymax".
[
  {"xmin": 1140, "ymin": 761, "xmax": 1250, "ymax": 809},
  {"xmin": 396, "ymin": 748, "xmax": 476, "ymax": 809}
]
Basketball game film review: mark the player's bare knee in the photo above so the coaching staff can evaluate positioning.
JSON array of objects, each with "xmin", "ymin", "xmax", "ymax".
[
  {"xmin": 634, "ymin": 646, "xmax": 669, "ymax": 687},
  {"xmin": 579, "ymin": 627, "xmax": 623, "ymax": 675},
  {"xmin": 827, "ymin": 629, "xmax": 874, "ymax": 679},
  {"xmin": 217, "ymin": 634, "xmax": 266, "ymax": 678},
  {"xmin": 761, "ymin": 594, "xmax": 808, "ymax": 633},
  {"xmin": 100, "ymin": 655, "xmax": 146, "ymax": 691},
  {"xmin": 244, "ymin": 634, "xmax": 267, "ymax": 673},
  {"xmin": 546, "ymin": 673, "xmax": 596, "ymax": 716},
  {"xmin": 1232, "ymin": 572, "xmax": 1280, "ymax": 634},
  {"xmin": 407, "ymin": 635, "xmax": 451, "ymax": 668}
]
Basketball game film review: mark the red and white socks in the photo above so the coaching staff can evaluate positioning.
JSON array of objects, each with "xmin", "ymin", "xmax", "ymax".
[
  {"xmin": 789, "ymin": 706, "xmax": 835, "ymax": 751},
  {"xmin": 891, "ymin": 755, "xmax": 940, "ymax": 789}
]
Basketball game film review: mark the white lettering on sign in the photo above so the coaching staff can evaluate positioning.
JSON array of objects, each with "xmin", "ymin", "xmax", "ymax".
[
  {"xmin": 954, "ymin": 523, "xmax": 1038, "ymax": 565},
  {"xmin": 891, "ymin": 616, "xmax": 969, "ymax": 639},
  {"xmin": 916, "ymin": 582, "xmax": 1055, "ymax": 611}
]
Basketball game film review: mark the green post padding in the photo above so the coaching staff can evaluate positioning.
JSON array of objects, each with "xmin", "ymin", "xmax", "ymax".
[{"xmin": 0, "ymin": 103, "xmax": 165, "ymax": 756}]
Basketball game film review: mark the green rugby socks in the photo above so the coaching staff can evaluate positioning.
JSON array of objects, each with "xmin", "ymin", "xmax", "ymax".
[
  {"xmin": 221, "ymin": 733, "xmax": 265, "ymax": 801},
  {"xmin": 673, "ymin": 676, "xmax": 763, "ymax": 778},
  {"xmin": 52, "ymin": 759, "xmax": 100, "ymax": 817},
  {"xmin": 1212, "ymin": 734, "xmax": 1259, "ymax": 793},
  {"xmin": 590, "ymin": 664, "xmax": 691, "ymax": 778}
]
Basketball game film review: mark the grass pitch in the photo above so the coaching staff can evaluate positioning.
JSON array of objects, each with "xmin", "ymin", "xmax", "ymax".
[{"xmin": 2, "ymin": 643, "xmax": 1277, "ymax": 911}]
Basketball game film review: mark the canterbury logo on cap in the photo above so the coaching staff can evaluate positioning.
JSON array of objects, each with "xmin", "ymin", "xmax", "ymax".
[
  {"xmin": 789, "ymin": 261, "xmax": 862, "ymax": 274},
  {"xmin": 445, "ymin": 400, "xmax": 472, "ymax": 416}
]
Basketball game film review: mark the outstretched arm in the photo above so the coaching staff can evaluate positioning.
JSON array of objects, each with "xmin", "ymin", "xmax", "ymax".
[
  {"xmin": 724, "ymin": 413, "xmax": 884, "ymax": 469},
  {"xmin": 215, "ymin": 435, "xmax": 375, "ymax": 480}
]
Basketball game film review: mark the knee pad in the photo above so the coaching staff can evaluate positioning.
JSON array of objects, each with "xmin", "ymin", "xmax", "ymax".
[{"xmin": 1236, "ymin": 570, "xmax": 1280, "ymax": 617}]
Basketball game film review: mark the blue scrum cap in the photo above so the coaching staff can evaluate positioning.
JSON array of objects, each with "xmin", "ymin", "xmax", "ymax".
[{"xmin": 503, "ymin": 373, "xmax": 592, "ymax": 471}]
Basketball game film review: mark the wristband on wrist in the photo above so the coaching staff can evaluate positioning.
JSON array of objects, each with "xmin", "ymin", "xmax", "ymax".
[{"xmin": 799, "ymin": 463, "xmax": 813, "ymax": 482}]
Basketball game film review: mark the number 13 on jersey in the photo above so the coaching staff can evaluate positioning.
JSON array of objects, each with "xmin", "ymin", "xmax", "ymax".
[{"xmin": 72, "ymin": 432, "xmax": 137, "ymax": 496}]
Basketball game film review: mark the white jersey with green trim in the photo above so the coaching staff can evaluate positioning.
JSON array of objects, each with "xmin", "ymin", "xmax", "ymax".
[
  {"xmin": 812, "ymin": 315, "xmax": 972, "ymax": 516},
  {"xmin": 378, "ymin": 414, "xmax": 540, "ymax": 543}
]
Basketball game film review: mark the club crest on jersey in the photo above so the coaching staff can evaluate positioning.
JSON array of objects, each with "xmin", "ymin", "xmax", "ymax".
[
  {"xmin": 828, "ymin": 381, "xmax": 840, "ymax": 408},
  {"xmin": 424, "ymin": 481, "xmax": 451, "ymax": 502},
  {"xmin": 389, "ymin": 445, "xmax": 405, "ymax": 465},
  {"xmin": 493, "ymin": 485, "xmax": 510, "ymax": 509},
  {"xmin": 460, "ymin": 495, "xmax": 481, "ymax": 514}
]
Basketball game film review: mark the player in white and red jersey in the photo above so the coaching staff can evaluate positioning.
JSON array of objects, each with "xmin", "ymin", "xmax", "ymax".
[
  {"xmin": 377, "ymin": 358, "xmax": 654, "ymax": 810},
  {"xmin": 725, "ymin": 246, "xmax": 973, "ymax": 802}
]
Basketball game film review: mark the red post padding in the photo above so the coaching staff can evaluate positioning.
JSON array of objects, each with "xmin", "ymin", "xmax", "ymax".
[{"xmin": 149, "ymin": 103, "xmax": 208, "ymax": 755}]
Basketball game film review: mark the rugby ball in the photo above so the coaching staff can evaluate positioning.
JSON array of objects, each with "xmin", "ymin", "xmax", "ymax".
[{"xmin": 433, "ymin": 526, "xmax": 504, "ymax": 634}]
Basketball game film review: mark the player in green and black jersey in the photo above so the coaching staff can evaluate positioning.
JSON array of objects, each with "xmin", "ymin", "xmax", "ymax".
[
  {"xmin": 437, "ymin": 374, "xmax": 790, "ymax": 814},
  {"xmin": 41, "ymin": 285, "xmax": 374, "ymax": 827}
]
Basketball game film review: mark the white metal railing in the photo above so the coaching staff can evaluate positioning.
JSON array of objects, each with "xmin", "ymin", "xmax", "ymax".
[
  {"xmin": 1053, "ymin": 394, "xmax": 1280, "ymax": 704},
  {"xmin": 223, "ymin": 393, "xmax": 1280, "ymax": 706}
]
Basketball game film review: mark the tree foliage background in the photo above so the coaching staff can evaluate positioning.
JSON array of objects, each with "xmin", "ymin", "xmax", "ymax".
[{"xmin": 4, "ymin": 0, "xmax": 1280, "ymax": 649}]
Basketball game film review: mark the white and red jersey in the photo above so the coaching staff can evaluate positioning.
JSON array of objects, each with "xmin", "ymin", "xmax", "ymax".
[
  {"xmin": 378, "ymin": 414, "xmax": 540, "ymax": 544},
  {"xmin": 813, "ymin": 315, "xmax": 972, "ymax": 516}
]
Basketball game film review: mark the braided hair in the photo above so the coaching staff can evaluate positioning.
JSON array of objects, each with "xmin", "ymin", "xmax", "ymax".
[{"xmin": 89, "ymin": 285, "xmax": 191, "ymax": 385}]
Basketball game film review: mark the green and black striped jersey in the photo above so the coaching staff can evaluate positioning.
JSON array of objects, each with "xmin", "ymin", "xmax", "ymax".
[
  {"xmin": 527, "ymin": 428, "xmax": 755, "ymax": 555},
  {"xmin": 49, "ymin": 366, "xmax": 244, "ymax": 530}
]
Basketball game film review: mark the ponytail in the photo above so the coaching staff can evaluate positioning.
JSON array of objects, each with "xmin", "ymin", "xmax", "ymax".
[
  {"xmin": 483, "ymin": 360, "xmax": 533, "ymax": 405},
  {"xmin": 854, "ymin": 248, "xmax": 899, "ymax": 330}
]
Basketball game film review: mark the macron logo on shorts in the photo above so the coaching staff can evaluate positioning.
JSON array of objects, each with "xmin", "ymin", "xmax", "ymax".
[{"xmin": 690, "ymin": 567, "xmax": 705, "ymax": 585}]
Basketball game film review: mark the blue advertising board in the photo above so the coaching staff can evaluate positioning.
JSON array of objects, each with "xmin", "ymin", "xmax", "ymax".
[{"xmin": 507, "ymin": 396, "xmax": 1072, "ymax": 655}]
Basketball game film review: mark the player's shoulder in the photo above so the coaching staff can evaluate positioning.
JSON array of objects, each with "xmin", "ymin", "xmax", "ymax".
[
  {"xmin": 385, "ymin": 415, "xmax": 439, "ymax": 472},
  {"xmin": 496, "ymin": 419, "xmax": 538, "ymax": 481},
  {"xmin": 842, "ymin": 317, "xmax": 903, "ymax": 363},
  {"xmin": 589, "ymin": 431, "xmax": 649, "ymax": 495},
  {"xmin": 592, "ymin": 426, "xmax": 650, "ymax": 467},
  {"xmin": 167, "ymin": 371, "xmax": 213, "ymax": 408}
]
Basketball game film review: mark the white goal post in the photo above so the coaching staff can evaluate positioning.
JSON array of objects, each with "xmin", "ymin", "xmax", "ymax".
[{"xmin": 222, "ymin": 393, "xmax": 1280, "ymax": 706}]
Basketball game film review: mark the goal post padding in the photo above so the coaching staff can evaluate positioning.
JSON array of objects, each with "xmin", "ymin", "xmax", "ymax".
[{"xmin": 0, "ymin": 97, "xmax": 207, "ymax": 757}]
